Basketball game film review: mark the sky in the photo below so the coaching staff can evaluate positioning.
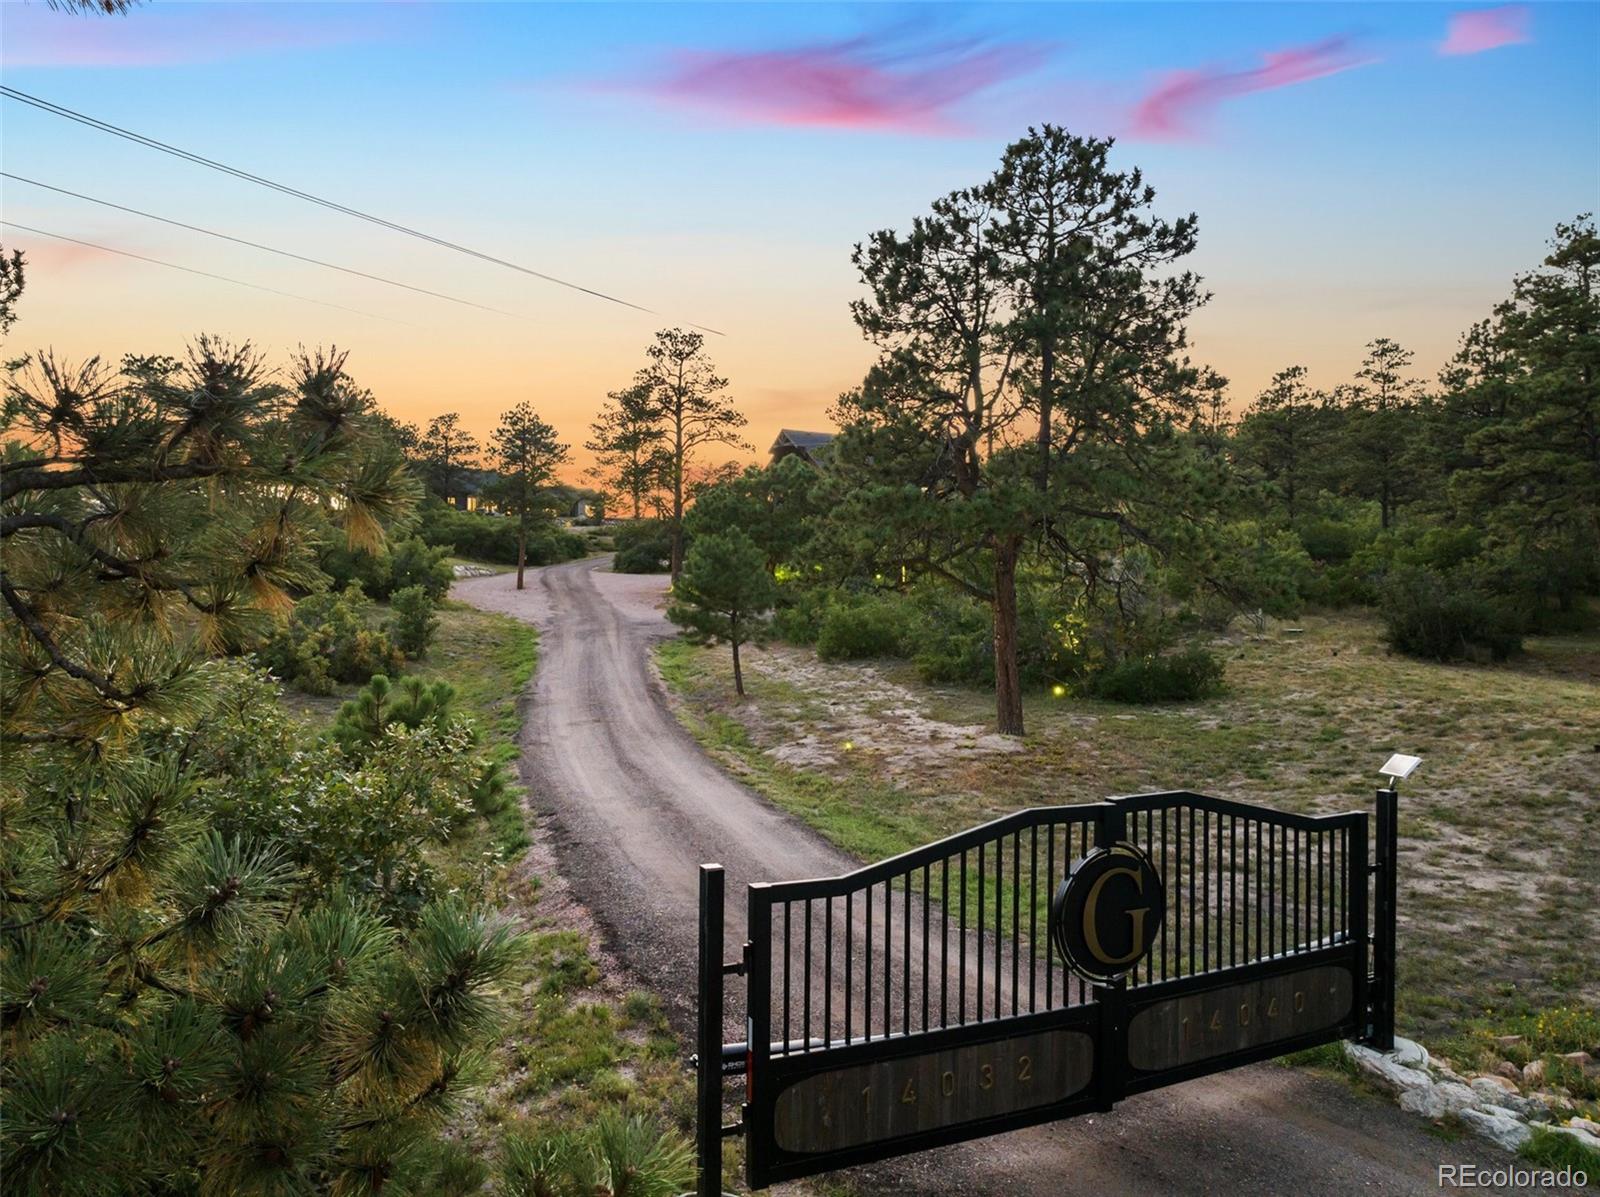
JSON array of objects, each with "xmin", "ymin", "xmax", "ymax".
[{"xmin": 1, "ymin": 1, "xmax": 1596, "ymax": 478}]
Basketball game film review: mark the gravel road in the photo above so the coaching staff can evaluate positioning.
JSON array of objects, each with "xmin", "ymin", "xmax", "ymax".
[{"xmin": 455, "ymin": 556, "xmax": 1576, "ymax": 1197}]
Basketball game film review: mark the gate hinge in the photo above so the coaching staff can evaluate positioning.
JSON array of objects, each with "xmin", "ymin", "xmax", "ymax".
[
  {"xmin": 722, "ymin": 959, "xmax": 745, "ymax": 977},
  {"xmin": 720, "ymin": 1122, "xmax": 743, "ymax": 1139}
]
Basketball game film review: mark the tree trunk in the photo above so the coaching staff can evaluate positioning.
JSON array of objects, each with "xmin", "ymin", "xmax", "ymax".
[
  {"xmin": 731, "ymin": 612, "xmax": 744, "ymax": 697},
  {"xmin": 1036, "ymin": 336, "xmax": 1054, "ymax": 493},
  {"xmin": 992, "ymin": 534, "xmax": 1025, "ymax": 737},
  {"xmin": 516, "ymin": 510, "xmax": 528, "ymax": 590},
  {"xmin": 670, "ymin": 411, "xmax": 686, "ymax": 582}
]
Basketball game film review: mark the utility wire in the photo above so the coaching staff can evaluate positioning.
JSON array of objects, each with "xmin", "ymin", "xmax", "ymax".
[
  {"xmin": 2, "ymin": 172, "xmax": 520, "ymax": 318},
  {"xmin": 1, "ymin": 86, "xmax": 725, "ymax": 336},
  {"xmin": 0, "ymin": 222, "xmax": 411, "ymax": 325}
]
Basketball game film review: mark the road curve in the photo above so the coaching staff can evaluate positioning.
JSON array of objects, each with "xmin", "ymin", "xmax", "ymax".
[{"xmin": 456, "ymin": 557, "xmax": 1569, "ymax": 1197}]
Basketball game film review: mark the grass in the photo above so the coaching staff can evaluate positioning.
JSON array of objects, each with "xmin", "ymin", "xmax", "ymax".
[
  {"xmin": 657, "ymin": 611, "xmax": 1600, "ymax": 1058},
  {"xmin": 1521, "ymin": 1125, "xmax": 1600, "ymax": 1176}
]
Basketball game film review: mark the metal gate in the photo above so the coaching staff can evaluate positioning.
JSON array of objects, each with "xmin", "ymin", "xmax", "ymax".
[{"xmin": 694, "ymin": 787, "xmax": 1399, "ymax": 1191}]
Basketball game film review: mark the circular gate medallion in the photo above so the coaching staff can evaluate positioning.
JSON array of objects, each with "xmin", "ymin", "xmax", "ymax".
[{"xmin": 1050, "ymin": 842, "xmax": 1165, "ymax": 984}]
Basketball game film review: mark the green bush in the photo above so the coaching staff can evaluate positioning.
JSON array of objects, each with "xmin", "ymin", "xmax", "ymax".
[
  {"xmin": 611, "ymin": 520, "xmax": 673, "ymax": 573},
  {"xmin": 390, "ymin": 583, "xmax": 439, "ymax": 657},
  {"xmin": 416, "ymin": 502, "xmax": 586, "ymax": 567},
  {"xmin": 1379, "ymin": 566, "xmax": 1522, "ymax": 662},
  {"xmin": 1088, "ymin": 648, "xmax": 1226, "ymax": 704},
  {"xmin": 319, "ymin": 534, "xmax": 454, "ymax": 601},
  {"xmin": 332, "ymin": 673, "xmax": 457, "ymax": 755},
  {"xmin": 500, "ymin": 1111, "xmax": 693, "ymax": 1197},
  {"xmin": 770, "ymin": 585, "xmax": 829, "ymax": 645},
  {"xmin": 910, "ymin": 587, "xmax": 1081, "ymax": 689},
  {"xmin": 816, "ymin": 594, "xmax": 918, "ymax": 660},
  {"xmin": 257, "ymin": 584, "xmax": 404, "ymax": 694}
]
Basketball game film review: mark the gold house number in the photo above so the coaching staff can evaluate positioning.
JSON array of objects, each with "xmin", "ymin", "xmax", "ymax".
[{"xmin": 870, "ymin": 1054, "xmax": 1036, "ymax": 1108}]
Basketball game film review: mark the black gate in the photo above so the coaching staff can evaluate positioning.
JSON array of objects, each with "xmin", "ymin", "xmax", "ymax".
[{"xmin": 694, "ymin": 787, "xmax": 1399, "ymax": 1192}]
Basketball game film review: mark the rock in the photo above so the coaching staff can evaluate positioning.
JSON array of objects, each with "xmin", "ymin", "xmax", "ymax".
[
  {"xmin": 1471, "ymin": 1073, "xmax": 1519, "ymax": 1095},
  {"xmin": 1553, "ymin": 1124, "xmax": 1600, "ymax": 1154},
  {"xmin": 1568, "ymin": 1116, "xmax": 1600, "ymax": 1136},
  {"xmin": 1524, "ymin": 1058, "xmax": 1547, "ymax": 1086},
  {"xmin": 1458, "ymin": 1107, "xmax": 1532, "ymax": 1153},
  {"xmin": 1531, "ymin": 1089, "xmax": 1570, "ymax": 1113},
  {"xmin": 1392, "ymin": 1037, "xmax": 1431, "ymax": 1070},
  {"xmin": 1347, "ymin": 1043, "xmax": 1432, "ymax": 1094},
  {"xmin": 1495, "ymin": 1059, "xmax": 1523, "ymax": 1082},
  {"xmin": 1401, "ymin": 1081, "xmax": 1479, "ymax": 1120},
  {"xmin": 1561, "ymin": 1050, "xmax": 1598, "ymax": 1076},
  {"xmin": 1494, "ymin": 1034, "xmax": 1525, "ymax": 1049}
]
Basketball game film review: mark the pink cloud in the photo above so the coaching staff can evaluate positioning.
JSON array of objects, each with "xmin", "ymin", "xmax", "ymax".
[
  {"xmin": 0, "ymin": 5, "xmax": 398, "ymax": 70},
  {"xmin": 627, "ymin": 34, "xmax": 1051, "ymax": 134},
  {"xmin": 1439, "ymin": 6, "xmax": 1532, "ymax": 55},
  {"xmin": 1129, "ymin": 37, "xmax": 1373, "ymax": 142}
]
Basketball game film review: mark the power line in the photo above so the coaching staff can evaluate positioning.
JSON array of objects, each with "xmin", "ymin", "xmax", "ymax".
[
  {"xmin": 0, "ymin": 221, "xmax": 411, "ymax": 325},
  {"xmin": 2, "ymin": 172, "xmax": 520, "ymax": 318},
  {"xmin": 1, "ymin": 85, "xmax": 725, "ymax": 336}
]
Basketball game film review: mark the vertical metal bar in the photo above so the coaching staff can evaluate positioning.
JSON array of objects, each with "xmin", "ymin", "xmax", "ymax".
[
  {"xmin": 885, "ymin": 882, "xmax": 894, "ymax": 1037},
  {"xmin": 1160, "ymin": 806, "xmax": 1169, "ymax": 981},
  {"xmin": 941, "ymin": 857, "xmax": 950, "ymax": 1026},
  {"xmin": 959, "ymin": 850, "xmax": 968, "ymax": 1026},
  {"xmin": 696, "ymin": 865, "xmax": 724, "ymax": 1197},
  {"xmin": 1045, "ymin": 825, "xmax": 1056, "ymax": 1008},
  {"xmin": 902, "ymin": 872, "xmax": 911, "ymax": 1038},
  {"xmin": 1202, "ymin": 809, "xmax": 1210, "ymax": 974},
  {"xmin": 1228, "ymin": 815, "xmax": 1237, "ymax": 968},
  {"xmin": 1145, "ymin": 812, "xmax": 1155, "ymax": 984},
  {"xmin": 1029, "ymin": 824, "xmax": 1038, "ymax": 1011},
  {"xmin": 1011, "ymin": 831, "xmax": 1020, "ymax": 1015},
  {"xmin": 1350, "ymin": 818, "xmax": 1369, "ymax": 1042},
  {"xmin": 992, "ymin": 837, "xmax": 1002, "ymax": 1021},
  {"xmin": 1254, "ymin": 819, "xmax": 1263, "ymax": 963},
  {"xmin": 1187, "ymin": 805, "xmax": 1195, "ymax": 977},
  {"xmin": 844, "ymin": 891, "xmax": 853, "ymax": 1045},
  {"xmin": 921, "ymin": 863, "xmax": 930, "ymax": 1034},
  {"xmin": 1235, "ymin": 819, "xmax": 1248, "ymax": 966},
  {"xmin": 1373, "ymin": 788, "xmax": 1399, "ymax": 1050},
  {"xmin": 865, "ymin": 882, "xmax": 874, "ymax": 1042},
  {"xmin": 745, "ymin": 882, "xmax": 773, "ymax": 1191},
  {"xmin": 1286, "ymin": 832, "xmax": 1299, "ymax": 953},
  {"xmin": 802, "ymin": 899, "xmax": 812, "ymax": 1051},
  {"xmin": 977, "ymin": 842, "xmax": 985, "ymax": 1023},
  {"xmin": 823, "ymin": 897, "xmax": 832, "ymax": 1049},
  {"xmin": 781, "ymin": 901, "xmax": 791, "ymax": 1054}
]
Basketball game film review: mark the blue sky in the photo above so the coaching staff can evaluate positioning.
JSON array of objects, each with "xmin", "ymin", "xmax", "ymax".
[{"xmin": 2, "ymin": 1, "xmax": 1595, "ymax": 463}]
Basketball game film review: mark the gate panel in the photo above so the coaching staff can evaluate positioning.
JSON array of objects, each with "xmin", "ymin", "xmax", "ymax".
[{"xmin": 725, "ymin": 790, "xmax": 1379, "ymax": 1190}]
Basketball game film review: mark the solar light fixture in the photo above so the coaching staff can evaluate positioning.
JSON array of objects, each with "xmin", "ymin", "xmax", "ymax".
[{"xmin": 1379, "ymin": 753, "xmax": 1422, "ymax": 788}]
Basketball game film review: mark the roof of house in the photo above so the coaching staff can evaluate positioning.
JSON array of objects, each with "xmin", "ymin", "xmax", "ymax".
[{"xmin": 770, "ymin": 429, "xmax": 835, "ymax": 453}]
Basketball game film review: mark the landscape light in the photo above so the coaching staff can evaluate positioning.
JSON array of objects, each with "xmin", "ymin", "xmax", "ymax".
[
  {"xmin": 1051, "ymin": 683, "xmax": 1067, "ymax": 698},
  {"xmin": 1379, "ymin": 753, "xmax": 1422, "ymax": 788}
]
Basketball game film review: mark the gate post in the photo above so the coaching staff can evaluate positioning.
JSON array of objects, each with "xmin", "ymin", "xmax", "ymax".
[
  {"xmin": 1371, "ymin": 788, "xmax": 1399, "ymax": 1051},
  {"xmin": 695, "ymin": 865, "xmax": 725, "ymax": 1197}
]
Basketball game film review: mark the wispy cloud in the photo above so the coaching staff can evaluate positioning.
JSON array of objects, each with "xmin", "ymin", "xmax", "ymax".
[
  {"xmin": 1129, "ymin": 37, "xmax": 1373, "ymax": 142},
  {"xmin": 0, "ymin": 4, "xmax": 395, "ymax": 70},
  {"xmin": 619, "ymin": 32, "xmax": 1051, "ymax": 135},
  {"xmin": 1439, "ymin": 6, "xmax": 1532, "ymax": 56}
]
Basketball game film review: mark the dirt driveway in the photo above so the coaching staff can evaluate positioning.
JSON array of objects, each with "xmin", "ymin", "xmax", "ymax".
[{"xmin": 456, "ymin": 557, "xmax": 1575, "ymax": 1197}]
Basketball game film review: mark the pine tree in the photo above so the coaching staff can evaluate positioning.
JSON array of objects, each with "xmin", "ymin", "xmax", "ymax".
[
  {"xmin": 586, "ymin": 379, "xmax": 667, "ymax": 521},
  {"xmin": 418, "ymin": 412, "xmax": 481, "ymax": 504},
  {"xmin": 642, "ymin": 330, "xmax": 750, "ymax": 580},
  {"xmin": 666, "ymin": 528, "xmax": 775, "ymax": 696},
  {"xmin": 490, "ymin": 403, "xmax": 568, "ymax": 590},
  {"xmin": 2, "ymin": 338, "xmax": 523, "ymax": 1195}
]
